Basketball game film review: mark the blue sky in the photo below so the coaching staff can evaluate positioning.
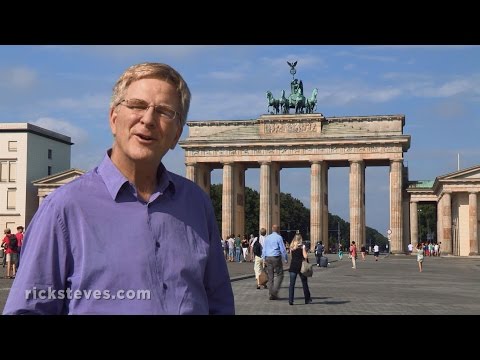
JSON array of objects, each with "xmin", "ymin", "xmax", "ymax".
[{"xmin": 1, "ymin": 45, "xmax": 479, "ymax": 236}]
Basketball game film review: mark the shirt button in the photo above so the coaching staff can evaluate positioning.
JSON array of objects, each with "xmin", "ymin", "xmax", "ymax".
[
  {"xmin": 156, "ymin": 242, "xmax": 160, "ymax": 248},
  {"xmin": 163, "ymin": 283, "xmax": 167, "ymax": 290}
]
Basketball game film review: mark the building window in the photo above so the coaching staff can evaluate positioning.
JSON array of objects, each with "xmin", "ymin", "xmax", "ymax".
[
  {"xmin": 9, "ymin": 162, "xmax": 16, "ymax": 182},
  {"xmin": 1, "ymin": 161, "xmax": 16, "ymax": 182},
  {"xmin": 7, "ymin": 188, "xmax": 16, "ymax": 209},
  {"xmin": 48, "ymin": 166, "xmax": 52, "ymax": 176},
  {"xmin": 48, "ymin": 149, "xmax": 52, "ymax": 159},
  {"xmin": 8, "ymin": 141, "xmax": 17, "ymax": 152},
  {"xmin": 0, "ymin": 162, "xmax": 7, "ymax": 182}
]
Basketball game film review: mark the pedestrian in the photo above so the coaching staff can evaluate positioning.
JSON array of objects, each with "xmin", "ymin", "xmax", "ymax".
[
  {"xmin": 361, "ymin": 245, "xmax": 366, "ymax": 260},
  {"xmin": 3, "ymin": 62, "xmax": 234, "ymax": 315},
  {"xmin": 338, "ymin": 245, "xmax": 343, "ymax": 260},
  {"xmin": 288, "ymin": 233, "xmax": 312, "ymax": 305},
  {"xmin": 373, "ymin": 244, "xmax": 379, "ymax": 261},
  {"xmin": 416, "ymin": 243, "xmax": 424, "ymax": 272},
  {"xmin": 262, "ymin": 224, "xmax": 288, "ymax": 300},
  {"xmin": 350, "ymin": 241, "xmax": 357, "ymax": 269},
  {"xmin": 15, "ymin": 226, "xmax": 24, "ymax": 269},
  {"xmin": 315, "ymin": 241, "xmax": 324, "ymax": 267}
]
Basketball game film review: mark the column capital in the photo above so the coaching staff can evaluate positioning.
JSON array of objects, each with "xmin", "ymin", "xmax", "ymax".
[
  {"xmin": 310, "ymin": 160, "xmax": 323, "ymax": 165},
  {"xmin": 410, "ymin": 199, "xmax": 419, "ymax": 204},
  {"xmin": 349, "ymin": 159, "xmax": 364, "ymax": 164},
  {"xmin": 391, "ymin": 159, "xmax": 403, "ymax": 163},
  {"xmin": 185, "ymin": 162, "xmax": 197, "ymax": 167},
  {"xmin": 469, "ymin": 191, "xmax": 478, "ymax": 195},
  {"xmin": 258, "ymin": 161, "xmax": 271, "ymax": 166},
  {"xmin": 222, "ymin": 162, "xmax": 234, "ymax": 166}
]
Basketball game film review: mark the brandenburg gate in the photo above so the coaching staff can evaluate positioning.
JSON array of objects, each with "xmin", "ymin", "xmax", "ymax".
[{"xmin": 179, "ymin": 113, "xmax": 411, "ymax": 253}]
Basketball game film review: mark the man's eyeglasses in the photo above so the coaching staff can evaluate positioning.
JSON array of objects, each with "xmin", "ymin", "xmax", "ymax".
[{"xmin": 117, "ymin": 98, "xmax": 180, "ymax": 123}]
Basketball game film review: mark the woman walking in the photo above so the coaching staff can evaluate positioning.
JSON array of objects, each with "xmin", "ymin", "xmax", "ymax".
[
  {"xmin": 416, "ymin": 243, "xmax": 424, "ymax": 272},
  {"xmin": 288, "ymin": 233, "xmax": 312, "ymax": 305},
  {"xmin": 350, "ymin": 241, "xmax": 357, "ymax": 269}
]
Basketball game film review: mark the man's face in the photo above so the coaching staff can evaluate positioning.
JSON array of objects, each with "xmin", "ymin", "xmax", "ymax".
[{"xmin": 109, "ymin": 78, "xmax": 183, "ymax": 169}]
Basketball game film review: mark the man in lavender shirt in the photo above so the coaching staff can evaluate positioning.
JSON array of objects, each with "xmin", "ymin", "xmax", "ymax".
[{"xmin": 3, "ymin": 62, "xmax": 234, "ymax": 315}]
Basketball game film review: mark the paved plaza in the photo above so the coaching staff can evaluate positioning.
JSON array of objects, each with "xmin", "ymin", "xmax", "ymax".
[
  {"xmin": 230, "ymin": 254, "xmax": 480, "ymax": 315},
  {"xmin": 0, "ymin": 254, "xmax": 479, "ymax": 314}
]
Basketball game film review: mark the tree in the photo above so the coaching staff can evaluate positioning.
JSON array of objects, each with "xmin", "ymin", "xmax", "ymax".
[
  {"xmin": 279, "ymin": 193, "xmax": 310, "ymax": 242},
  {"xmin": 418, "ymin": 203, "xmax": 436, "ymax": 243}
]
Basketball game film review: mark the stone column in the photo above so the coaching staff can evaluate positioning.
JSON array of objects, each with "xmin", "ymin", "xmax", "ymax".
[
  {"xmin": 469, "ymin": 192, "xmax": 478, "ymax": 256},
  {"xmin": 222, "ymin": 163, "xmax": 234, "ymax": 240},
  {"xmin": 322, "ymin": 163, "xmax": 329, "ymax": 251},
  {"xmin": 442, "ymin": 192, "xmax": 452, "ymax": 255},
  {"xmin": 310, "ymin": 161, "xmax": 323, "ymax": 250},
  {"xmin": 185, "ymin": 163, "xmax": 196, "ymax": 183},
  {"xmin": 197, "ymin": 163, "xmax": 211, "ymax": 195},
  {"xmin": 259, "ymin": 162, "xmax": 272, "ymax": 234},
  {"xmin": 389, "ymin": 159, "xmax": 403, "ymax": 254},
  {"xmin": 349, "ymin": 160, "xmax": 364, "ymax": 250},
  {"xmin": 410, "ymin": 200, "xmax": 418, "ymax": 248},
  {"xmin": 233, "ymin": 164, "xmax": 245, "ymax": 237},
  {"xmin": 271, "ymin": 163, "xmax": 281, "ymax": 228},
  {"xmin": 403, "ymin": 196, "xmax": 410, "ymax": 252}
]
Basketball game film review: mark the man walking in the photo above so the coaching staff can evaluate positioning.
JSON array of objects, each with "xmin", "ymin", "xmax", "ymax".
[{"xmin": 262, "ymin": 224, "xmax": 288, "ymax": 300}]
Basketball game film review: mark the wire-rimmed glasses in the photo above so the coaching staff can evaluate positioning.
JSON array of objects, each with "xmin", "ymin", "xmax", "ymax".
[{"xmin": 117, "ymin": 98, "xmax": 180, "ymax": 123}]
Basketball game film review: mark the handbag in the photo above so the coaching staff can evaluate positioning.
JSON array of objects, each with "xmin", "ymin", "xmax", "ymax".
[
  {"xmin": 258, "ymin": 270, "xmax": 268, "ymax": 286},
  {"xmin": 300, "ymin": 260, "xmax": 313, "ymax": 277}
]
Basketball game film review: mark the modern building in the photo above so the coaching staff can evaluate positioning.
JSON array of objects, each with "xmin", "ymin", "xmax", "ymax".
[{"xmin": 0, "ymin": 123, "xmax": 72, "ymax": 230}]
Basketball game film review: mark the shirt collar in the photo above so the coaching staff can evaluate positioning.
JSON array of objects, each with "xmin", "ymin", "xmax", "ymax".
[{"xmin": 97, "ymin": 150, "xmax": 176, "ymax": 201}]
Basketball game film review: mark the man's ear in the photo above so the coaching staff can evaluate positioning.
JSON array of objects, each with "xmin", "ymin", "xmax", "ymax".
[
  {"xmin": 109, "ymin": 106, "xmax": 118, "ymax": 136},
  {"xmin": 170, "ymin": 124, "xmax": 183, "ymax": 150}
]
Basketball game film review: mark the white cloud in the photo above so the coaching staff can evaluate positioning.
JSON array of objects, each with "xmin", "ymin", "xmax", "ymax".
[
  {"xmin": 31, "ymin": 117, "xmax": 89, "ymax": 145},
  {"xmin": 359, "ymin": 45, "xmax": 477, "ymax": 51},
  {"xmin": 207, "ymin": 71, "xmax": 245, "ymax": 81},
  {"xmin": 0, "ymin": 66, "xmax": 37, "ymax": 89},
  {"xmin": 43, "ymin": 93, "xmax": 110, "ymax": 110},
  {"xmin": 365, "ymin": 88, "xmax": 403, "ymax": 102},
  {"xmin": 191, "ymin": 92, "xmax": 265, "ymax": 120},
  {"xmin": 334, "ymin": 50, "xmax": 397, "ymax": 62},
  {"xmin": 63, "ymin": 45, "xmax": 217, "ymax": 59}
]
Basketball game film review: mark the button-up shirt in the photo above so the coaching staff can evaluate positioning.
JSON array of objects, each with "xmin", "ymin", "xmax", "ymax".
[{"xmin": 3, "ymin": 152, "xmax": 234, "ymax": 315}]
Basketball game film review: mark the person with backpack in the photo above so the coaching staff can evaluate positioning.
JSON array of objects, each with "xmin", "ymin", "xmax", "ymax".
[
  {"xmin": 2, "ymin": 228, "xmax": 18, "ymax": 279},
  {"xmin": 252, "ymin": 228, "xmax": 267, "ymax": 290},
  {"xmin": 315, "ymin": 241, "xmax": 324, "ymax": 267}
]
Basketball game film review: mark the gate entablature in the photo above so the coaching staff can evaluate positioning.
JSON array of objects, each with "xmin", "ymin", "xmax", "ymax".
[{"xmin": 180, "ymin": 114, "xmax": 410, "ymax": 165}]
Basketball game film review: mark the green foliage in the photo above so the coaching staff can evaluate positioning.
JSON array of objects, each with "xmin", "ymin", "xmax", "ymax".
[
  {"xmin": 279, "ymin": 193, "xmax": 310, "ymax": 242},
  {"xmin": 418, "ymin": 203, "xmax": 436, "ymax": 242},
  {"xmin": 209, "ymin": 184, "xmax": 387, "ymax": 245},
  {"xmin": 210, "ymin": 184, "xmax": 223, "ymax": 232},
  {"xmin": 244, "ymin": 187, "xmax": 259, "ymax": 236}
]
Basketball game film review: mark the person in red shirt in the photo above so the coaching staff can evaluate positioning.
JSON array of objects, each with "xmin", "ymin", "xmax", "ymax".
[
  {"xmin": 2, "ymin": 229, "xmax": 18, "ymax": 279},
  {"xmin": 16, "ymin": 226, "xmax": 24, "ymax": 269}
]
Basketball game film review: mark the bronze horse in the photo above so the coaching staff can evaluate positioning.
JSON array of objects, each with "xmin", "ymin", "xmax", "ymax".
[
  {"xmin": 305, "ymin": 88, "xmax": 318, "ymax": 114},
  {"xmin": 266, "ymin": 91, "xmax": 280, "ymax": 114}
]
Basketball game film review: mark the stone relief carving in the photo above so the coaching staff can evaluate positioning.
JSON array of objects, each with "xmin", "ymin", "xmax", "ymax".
[
  {"xmin": 186, "ymin": 145, "xmax": 402, "ymax": 157},
  {"xmin": 264, "ymin": 122, "xmax": 317, "ymax": 134}
]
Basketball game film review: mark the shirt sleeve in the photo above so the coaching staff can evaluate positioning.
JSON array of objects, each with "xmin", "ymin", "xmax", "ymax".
[{"xmin": 3, "ymin": 198, "xmax": 71, "ymax": 315}]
